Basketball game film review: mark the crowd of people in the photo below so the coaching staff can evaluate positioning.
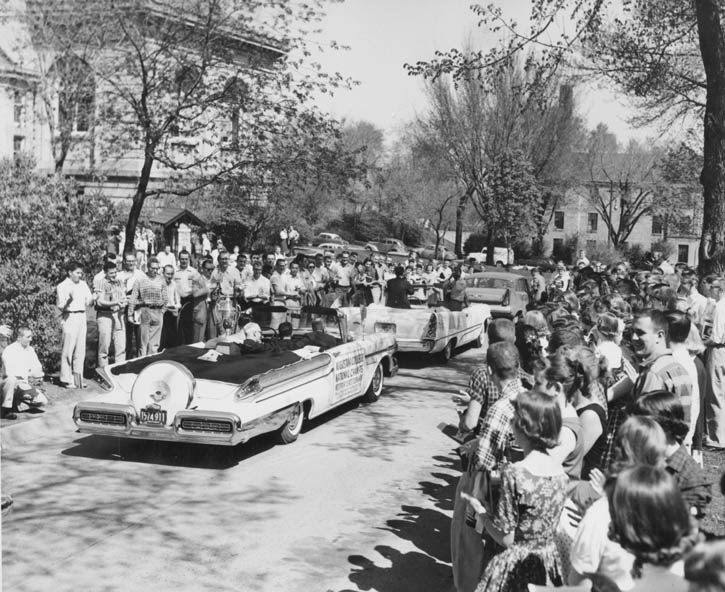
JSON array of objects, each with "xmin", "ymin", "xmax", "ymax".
[
  {"xmin": 1, "ymin": 239, "xmax": 724, "ymax": 591},
  {"xmin": 0, "ymin": 240, "xmax": 470, "ymax": 420},
  {"xmin": 449, "ymin": 253, "xmax": 725, "ymax": 592}
]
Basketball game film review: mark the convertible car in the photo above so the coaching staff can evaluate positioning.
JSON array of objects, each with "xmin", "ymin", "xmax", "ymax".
[
  {"xmin": 354, "ymin": 289, "xmax": 491, "ymax": 361},
  {"xmin": 73, "ymin": 306, "xmax": 398, "ymax": 447}
]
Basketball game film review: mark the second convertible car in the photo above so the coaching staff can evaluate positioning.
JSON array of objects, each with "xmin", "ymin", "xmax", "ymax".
[{"xmin": 73, "ymin": 306, "xmax": 397, "ymax": 448}]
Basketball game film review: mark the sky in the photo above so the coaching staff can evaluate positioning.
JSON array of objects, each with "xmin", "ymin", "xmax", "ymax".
[{"xmin": 308, "ymin": 0, "xmax": 659, "ymax": 146}]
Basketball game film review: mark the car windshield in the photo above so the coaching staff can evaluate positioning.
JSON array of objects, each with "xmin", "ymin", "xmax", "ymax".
[
  {"xmin": 465, "ymin": 277, "xmax": 511, "ymax": 289},
  {"xmin": 295, "ymin": 309, "xmax": 343, "ymax": 339}
]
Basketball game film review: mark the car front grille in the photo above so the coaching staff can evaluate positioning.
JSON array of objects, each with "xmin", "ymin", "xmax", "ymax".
[
  {"xmin": 79, "ymin": 410, "xmax": 127, "ymax": 426},
  {"xmin": 179, "ymin": 418, "xmax": 233, "ymax": 433}
]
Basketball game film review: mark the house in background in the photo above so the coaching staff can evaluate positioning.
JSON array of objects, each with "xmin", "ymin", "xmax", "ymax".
[{"xmin": 0, "ymin": 1, "xmax": 286, "ymax": 215}]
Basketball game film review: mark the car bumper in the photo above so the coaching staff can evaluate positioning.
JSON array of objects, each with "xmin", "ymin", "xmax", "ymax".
[{"xmin": 73, "ymin": 402, "xmax": 296, "ymax": 446}]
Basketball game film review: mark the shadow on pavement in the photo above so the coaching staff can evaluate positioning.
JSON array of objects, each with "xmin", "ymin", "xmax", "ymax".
[
  {"xmin": 340, "ymin": 453, "xmax": 459, "ymax": 592},
  {"xmin": 60, "ymin": 432, "xmax": 278, "ymax": 469}
]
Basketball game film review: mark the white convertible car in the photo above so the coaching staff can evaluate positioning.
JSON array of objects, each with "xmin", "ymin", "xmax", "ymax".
[
  {"xmin": 356, "ymin": 299, "xmax": 491, "ymax": 362},
  {"xmin": 73, "ymin": 306, "xmax": 397, "ymax": 447}
]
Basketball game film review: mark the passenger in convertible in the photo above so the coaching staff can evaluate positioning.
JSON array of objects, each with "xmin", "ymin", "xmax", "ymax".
[
  {"xmin": 302, "ymin": 319, "xmax": 339, "ymax": 351},
  {"xmin": 269, "ymin": 321, "xmax": 308, "ymax": 352},
  {"xmin": 205, "ymin": 321, "xmax": 268, "ymax": 354}
]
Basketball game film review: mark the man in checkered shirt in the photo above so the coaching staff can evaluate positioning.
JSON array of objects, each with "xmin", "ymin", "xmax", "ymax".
[
  {"xmin": 458, "ymin": 318, "xmax": 518, "ymax": 435},
  {"xmin": 128, "ymin": 257, "xmax": 168, "ymax": 356},
  {"xmin": 470, "ymin": 342, "xmax": 525, "ymax": 472},
  {"xmin": 451, "ymin": 341, "xmax": 524, "ymax": 592}
]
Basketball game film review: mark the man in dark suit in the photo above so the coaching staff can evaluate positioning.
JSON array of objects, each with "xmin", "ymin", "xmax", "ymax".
[
  {"xmin": 191, "ymin": 260, "xmax": 215, "ymax": 342},
  {"xmin": 386, "ymin": 265, "xmax": 414, "ymax": 309},
  {"xmin": 303, "ymin": 319, "xmax": 338, "ymax": 350}
]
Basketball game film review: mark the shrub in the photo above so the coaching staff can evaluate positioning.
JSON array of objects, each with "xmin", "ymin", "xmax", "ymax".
[{"xmin": 0, "ymin": 156, "xmax": 118, "ymax": 370}]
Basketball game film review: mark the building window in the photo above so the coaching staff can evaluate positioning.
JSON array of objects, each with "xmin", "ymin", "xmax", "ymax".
[
  {"xmin": 552, "ymin": 238, "xmax": 564, "ymax": 259},
  {"xmin": 13, "ymin": 90, "xmax": 24, "ymax": 125},
  {"xmin": 554, "ymin": 211, "xmax": 564, "ymax": 230},
  {"xmin": 652, "ymin": 215, "xmax": 663, "ymax": 235},
  {"xmin": 54, "ymin": 55, "xmax": 95, "ymax": 134},
  {"xmin": 587, "ymin": 213, "xmax": 598, "ymax": 233},
  {"xmin": 13, "ymin": 135, "xmax": 23, "ymax": 159},
  {"xmin": 586, "ymin": 240, "xmax": 597, "ymax": 251},
  {"xmin": 677, "ymin": 245, "xmax": 689, "ymax": 264}
]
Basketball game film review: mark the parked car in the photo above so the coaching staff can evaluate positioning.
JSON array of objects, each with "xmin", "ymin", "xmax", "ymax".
[
  {"xmin": 515, "ymin": 256, "xmax": 557, "ymax": 272},
  {"xmin": 310, "ymin": 232, "xmax": 346, "ymax": 246},
  {"xmin": 464, "ymin": 271, "xmax": 531, "ymax": 318},
  {"xmin": 73, "ymin": 306, "xmax": 398, "ymax": 447},
  {"xmin": 466, "ymin": 246, "xmax": 515, "ymax": 267},
  {"xmin": 358, "ymin": 296, "xmax": 491, "ymax": 362},
  {"xmin": 366, "ymin": 238, "xmax": 410, "ymax": 254},
  {"xmin": 416, "ymin": 244, "xmax": 455, "ymax": 260}
]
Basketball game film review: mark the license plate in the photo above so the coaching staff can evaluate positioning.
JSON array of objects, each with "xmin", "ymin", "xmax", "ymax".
[{"xmin": 139, "ymin": 409, "xmax": 167, "ymax": 425}]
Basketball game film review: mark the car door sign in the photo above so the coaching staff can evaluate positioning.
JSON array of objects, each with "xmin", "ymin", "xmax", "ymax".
[{"xmin": 333, "ymin": 344, "xmax": 365, "ymax": 403}]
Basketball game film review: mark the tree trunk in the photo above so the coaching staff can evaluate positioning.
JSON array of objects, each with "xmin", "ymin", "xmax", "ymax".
[
  {"xmin": 695, "ymin": 0, "xmax": 725, "ymax": 275},
  {"xmin": 455, "ymin": 185, "xmax": 474, "ymax": 258},
  {"xmin": 124, "ymin": 150, "xmax": 155, "ymax": 255}
]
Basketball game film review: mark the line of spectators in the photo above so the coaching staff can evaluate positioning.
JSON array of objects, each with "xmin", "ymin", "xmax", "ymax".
[{"xmin": 450, "ymin": 257, "xmax": 725, "ymax": 592}]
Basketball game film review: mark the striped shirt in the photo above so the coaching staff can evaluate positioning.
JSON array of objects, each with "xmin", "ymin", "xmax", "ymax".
[
  {"xmin": 94, "ymin": 276, "xmax": 126, "ymax": 312},
  {"xmin": 128, "ymin": 275, "xmax": 168, "ymax": 317}
]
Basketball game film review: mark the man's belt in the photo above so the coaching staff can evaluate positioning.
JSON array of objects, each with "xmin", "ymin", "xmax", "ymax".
[
  {"xmin": 65, "ymin": 310, "xmax": 85, "ymax": 314},
  {"xmin": 141, "ymin": 304, "xmax": 164, "ymax": 309}
]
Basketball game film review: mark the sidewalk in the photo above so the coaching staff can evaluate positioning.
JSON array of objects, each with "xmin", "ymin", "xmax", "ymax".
[{"xmin": 1, "ymin": 380, "xmax": 103, "ymax": 451}]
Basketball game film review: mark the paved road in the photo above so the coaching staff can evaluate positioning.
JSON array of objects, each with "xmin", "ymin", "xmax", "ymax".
[{"xmin": 1, "ymin": 347, "xmax": 483, "ymax": 592}]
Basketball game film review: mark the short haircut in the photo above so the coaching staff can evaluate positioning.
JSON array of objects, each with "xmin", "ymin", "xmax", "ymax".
[
  {"xmin": 394, "ymin": 265, "xmax": 405, "ymax": 277},
  {"xmin": 163, "ymin": 264, "xmax": 175, "ymax": 274},
  {"xmin": 278, "ymin": 322, "xmax": 293, "ymax": 338},
  {"xmin": 17, "ymin": 326, "xmax": 32, "ymax": 337},
  {"xmin": 178, "ymin": 250, "xmax": 190, "ymax": 258},
  {"xmin": 512, "ymin": 389, "xmax": 561, "ymax": 451},
  {"xmin": 632, "ymin": 390, "xmax": 689, "ymax": 445},
  {"xmin": 608, "ymin": 465, "xmax": 695, "ymax": 566},
  {"xmin": 488, "ymin": 318, "xmax": 515, "ymax": 344},
  {"xmin": 147, "ymin": 256, "xmax": 159, "ymax": 266},
  {"xmin": 486, "ymin": 341, "xmax": 519, "ymax": 380},
  {"xmin": 635, "ymin": 309, "xmax": 669, "ymax": 340},
  {"xmin": 66, "ymin": 260, "xmax": 82, "ymax": 273},
  {"xmin": 664, "ymin": 309, "xmax": 691, "ymax": 345},
  {"xmin": 103, "ymin": 261, "xmax": 117, "ymax": 272}
]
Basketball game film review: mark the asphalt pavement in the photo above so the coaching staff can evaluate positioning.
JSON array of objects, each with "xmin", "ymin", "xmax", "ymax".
[{"xmin": 1, "ymin": 347, "xmax": 482, "ymax": 592}]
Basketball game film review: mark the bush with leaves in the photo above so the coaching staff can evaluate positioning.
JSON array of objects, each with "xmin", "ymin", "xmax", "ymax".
[{"xmin": 0, "ymin": 157, "xmax": 118, "ymax": 370}]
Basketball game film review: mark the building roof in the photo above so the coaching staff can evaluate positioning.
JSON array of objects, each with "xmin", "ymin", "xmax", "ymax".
[{"xmin": 149, "ymin": 207, "xmax": 204, "ymax": 228}]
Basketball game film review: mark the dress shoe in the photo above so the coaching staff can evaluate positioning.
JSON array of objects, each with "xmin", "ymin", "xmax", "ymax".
[{"xmin": 1, "ymin": 408, "xmax": 18, "ymax": 420}]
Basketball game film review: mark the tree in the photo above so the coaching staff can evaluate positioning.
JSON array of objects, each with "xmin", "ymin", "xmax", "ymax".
[
  {"xmin": 19, "ymin": 0, "xmax": 354, "ymax": 255},
  {"xmin": 415, "ymin": 55, "xmax": 583, "ymax": 257},
  {"xmin": 340, "ymin": 120, "xmax": 385, "ymax": 237},
  {"xmin": 406, "ymin": 0, "xmax": 725, "ymax": 274},
  {"xmin": 472, "ymin": 149, "xmax": 541, "ymax": 258},
  {"xmin": 0, "ymin": 156, "xmax": 118, "ymax": 370}
]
